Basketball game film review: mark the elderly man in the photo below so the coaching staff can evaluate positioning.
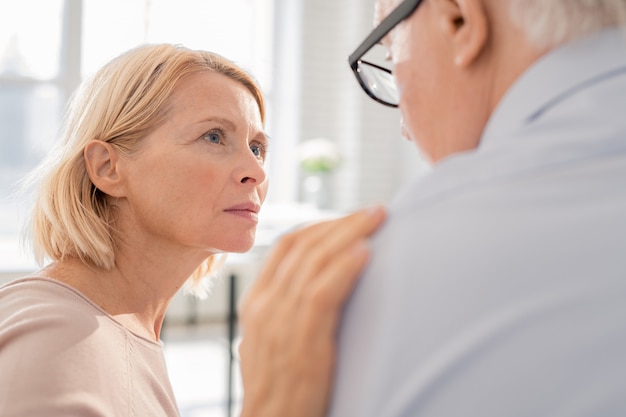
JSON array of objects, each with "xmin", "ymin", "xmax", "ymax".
[{"xmin": 328, "ymin": 0, "xmax": 626, "ymax": 416}]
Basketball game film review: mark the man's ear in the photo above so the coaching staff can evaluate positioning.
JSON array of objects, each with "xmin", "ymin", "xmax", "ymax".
[
  {"xmin": 439, "ymin": 0, "xmax": 488, "ymax": 68},
  {"xmin": 84, "ymin": 140, "xmax": 125, "ymax": 197}
]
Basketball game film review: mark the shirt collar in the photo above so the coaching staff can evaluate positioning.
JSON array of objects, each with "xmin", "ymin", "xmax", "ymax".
[{"xmin": 480, "ymin": 26, "xmax": 626, "ymax": 147}]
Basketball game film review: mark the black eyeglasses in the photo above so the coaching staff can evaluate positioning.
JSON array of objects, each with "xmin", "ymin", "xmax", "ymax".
[{"xmin": 348, "ymin": 0, "xmax": 423, "ymax": 107}]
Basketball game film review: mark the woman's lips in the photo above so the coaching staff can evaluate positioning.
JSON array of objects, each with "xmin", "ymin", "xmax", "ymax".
[{"xmin": 224, "ymin": 202, "xmax": 260, "ymax": 222}]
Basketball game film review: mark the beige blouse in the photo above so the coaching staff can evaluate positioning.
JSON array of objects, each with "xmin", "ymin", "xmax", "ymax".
[{"xmin": 0, "ymin": 277, "xmax": 180, "ymax": 416}]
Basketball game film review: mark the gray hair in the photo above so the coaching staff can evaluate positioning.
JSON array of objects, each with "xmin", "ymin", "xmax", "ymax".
[{"xmin": 509, "ymin": 0, "xmax": 626, "ymax": 48}]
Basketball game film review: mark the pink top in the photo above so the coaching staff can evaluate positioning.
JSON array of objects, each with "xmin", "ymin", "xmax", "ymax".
[{"xmin": 0, "ymin": 277, "xmax": 180, "ymax": 416}]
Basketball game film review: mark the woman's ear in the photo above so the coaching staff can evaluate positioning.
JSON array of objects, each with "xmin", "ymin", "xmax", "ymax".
[
  {"xmin": 439, "ymin": 0, "xmax": 488, "ymax": 68},
  {"xmin": 84, "ymin": 140, "xmax": 125, "ymax": 197}
]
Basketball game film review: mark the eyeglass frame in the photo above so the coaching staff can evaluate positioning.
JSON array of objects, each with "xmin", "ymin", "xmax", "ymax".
[{"xmin": 348, "ymin": 0, "xmax": 423, "ymax": 107}]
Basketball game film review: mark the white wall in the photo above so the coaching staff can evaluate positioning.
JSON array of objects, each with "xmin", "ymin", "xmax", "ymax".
[{"xmin": 268, "ymin": 0, "xmax": 426, "ymax": 212}]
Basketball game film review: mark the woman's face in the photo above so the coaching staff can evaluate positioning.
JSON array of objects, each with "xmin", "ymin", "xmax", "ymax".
[{"xmin": 116, "ymin": 71, "xmax": 269, "ymax": 257}]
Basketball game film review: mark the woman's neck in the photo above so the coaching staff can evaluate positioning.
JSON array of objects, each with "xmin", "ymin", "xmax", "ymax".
[{"xmin": 38, "ymin": 255, "xmax": 192, "ymax": 341}]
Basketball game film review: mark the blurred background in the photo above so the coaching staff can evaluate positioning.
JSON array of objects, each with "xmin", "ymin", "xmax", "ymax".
[{"xmin": 0, "ymin": 0, "xmax": 428, "ymax": 415}]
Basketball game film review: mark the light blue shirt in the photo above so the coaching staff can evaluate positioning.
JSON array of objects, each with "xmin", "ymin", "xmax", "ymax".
[{"xmin": 329, "ymin": 27, "xmax": 626, "ymax": 417}]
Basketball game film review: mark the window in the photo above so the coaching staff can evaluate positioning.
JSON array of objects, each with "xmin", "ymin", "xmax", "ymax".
[{"xmin": 0, "ymin": 0, "xmax": 274, "ymax": 271}]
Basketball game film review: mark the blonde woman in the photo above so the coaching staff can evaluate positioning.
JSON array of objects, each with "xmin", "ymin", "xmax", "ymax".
[{"xmin": 0, "ymin": 44, "xmax": 385, "ymax": 416}]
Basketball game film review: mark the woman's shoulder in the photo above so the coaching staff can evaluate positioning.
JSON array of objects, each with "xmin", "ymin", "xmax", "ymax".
[
  {"xmin": 0, "ymin": 277, "xmax": 177, "ymax": 416},
  {"xmin": 1, "ymin": 276, "xmax": 101, "ymax": 323},
  {"xmin": 0, "ymin": 277, "xmax": 131, "ymax": 413},
  {"xmin": 2, "ymin": 275, "xmax": 91, "ymax": 299},
  {"xmin": 0, "ymin": 276, "xmax": 104, "ymax": 350},
  {"xmin": 0, "ymin": 276, "xmax": 163, "ymax": 351}
]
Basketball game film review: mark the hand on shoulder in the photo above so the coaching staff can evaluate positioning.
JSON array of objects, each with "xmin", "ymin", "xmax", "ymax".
[{"xmin": 238, "ymin": 205, "xmax": 386, "ymax": 417}]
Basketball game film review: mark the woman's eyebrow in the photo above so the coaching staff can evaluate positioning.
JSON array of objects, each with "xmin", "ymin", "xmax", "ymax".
[{"xmin": 197, "ymin": 117, "xmax": 237, "ymax": 130}]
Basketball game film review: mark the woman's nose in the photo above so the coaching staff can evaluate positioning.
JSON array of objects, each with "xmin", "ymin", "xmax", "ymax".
[{"xmin": 235, "ymin": 149, "xmax": 267, "ymax": 185}]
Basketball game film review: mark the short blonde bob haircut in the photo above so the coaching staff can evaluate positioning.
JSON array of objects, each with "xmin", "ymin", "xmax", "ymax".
[{"xmin": 27, "ymin": 43, "xmax": 265, "ymax": 285}]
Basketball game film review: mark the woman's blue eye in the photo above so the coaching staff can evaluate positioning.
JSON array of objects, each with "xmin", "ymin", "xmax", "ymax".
[
  {"xmin": 207, "ymin": 133, "xmax": 221, "ymax": 144},
  {"xmin": 250, "ymin": 144, "xmax": 267, "ymax": 159}
]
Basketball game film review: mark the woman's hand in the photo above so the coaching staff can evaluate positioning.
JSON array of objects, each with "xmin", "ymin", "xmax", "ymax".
[{"xmin": 238, "ymin": 205, "xmax": 386, "ymax": 417}]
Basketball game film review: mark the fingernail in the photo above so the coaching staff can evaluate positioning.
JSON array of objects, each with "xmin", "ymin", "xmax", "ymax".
[{"xmin": 365, "ymin": 204, "xmax": 385, "ymax": 217}]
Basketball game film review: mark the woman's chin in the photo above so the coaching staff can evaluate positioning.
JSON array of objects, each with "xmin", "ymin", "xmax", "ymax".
[{"xmin": 220, "ymin": 238, "xmax": 256, "ymax": 254}]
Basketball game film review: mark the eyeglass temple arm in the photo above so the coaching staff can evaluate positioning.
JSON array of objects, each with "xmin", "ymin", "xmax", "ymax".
[{"xmin": 348, "ymin": 0, "xmax": 422, "ymax": 67}]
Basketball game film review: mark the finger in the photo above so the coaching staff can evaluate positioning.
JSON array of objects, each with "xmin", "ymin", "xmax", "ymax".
[
  {"xmin": 239, "ymin": 240, "xmax": 369, "ymax": 374},
  {"xmin": 279, "ymin": 240, "xmax": 370, "ymax": 366},
  {"xmin": 294, "ymin": 205, "xmax": 385, "ymax": 257},
  {"xmin": 244, "ymin": 240, "xmax": 370, "ymax": 361},
  {"xmin": 276, "ymin": 205, "xmax": 385, "ymax": 295},
  {"xmin": 311, "ymin": 239, "xmax": 371, "ymax": 311},
  {"xmin": 241, "ymin": 205, "xmax": 385, "ymax": 308},
  {"xmin": 242, "ymin": 241, "xmax": 371, "ymax": 416},
  {"xmin": 239, "ymin": 242, "xmax": 364, "ymax": 417}
]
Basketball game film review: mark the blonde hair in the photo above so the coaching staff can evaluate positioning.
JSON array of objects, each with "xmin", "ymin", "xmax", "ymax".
[
  {"xmin": 26, "ymin": 43, "xmax": 265, "ymax": 286},
  {"xmin": 509, "ymin": 0, "xmax": 626, "ymax": 48}
]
